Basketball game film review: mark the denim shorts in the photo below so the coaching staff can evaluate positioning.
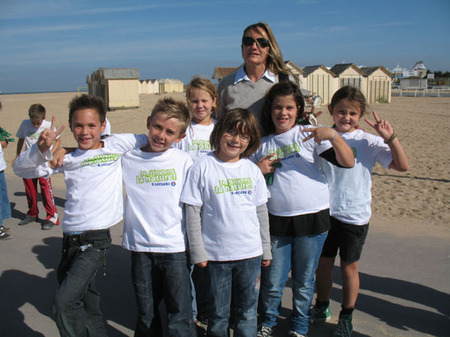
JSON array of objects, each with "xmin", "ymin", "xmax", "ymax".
[{"xmin": 320, "ymin": 216, "xmax": 369, "ymax": 263}]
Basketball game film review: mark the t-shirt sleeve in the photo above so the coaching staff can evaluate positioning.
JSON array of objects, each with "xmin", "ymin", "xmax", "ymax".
[
  {"xmin": 16, "ymin": 120, "xmax": 26, "ymax": 138},
  {"xmin": 373, "ymin": 137, "xmax": 392, "ymax": 168},
  {"xmin": 180, "ymin": 164, "xmax": 204, "ymax": 207}
]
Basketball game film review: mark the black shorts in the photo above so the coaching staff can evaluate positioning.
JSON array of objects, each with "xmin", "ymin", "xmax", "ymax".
[{"xmin": 320, "ymin": 216, "xmax": 369, "ymax": 263}]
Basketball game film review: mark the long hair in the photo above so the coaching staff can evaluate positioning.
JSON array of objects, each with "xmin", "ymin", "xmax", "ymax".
[
  {"xmin": 242, "ymin": 22, "xmax": 292, "ymax": 77},
  {"xmin": 260, "ymin": 81, "xmax": 305, "ymax": 136}
]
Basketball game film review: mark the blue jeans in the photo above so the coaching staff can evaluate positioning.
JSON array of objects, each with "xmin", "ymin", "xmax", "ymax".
[
  {"xmin": 131, "ymin": 251, "xmax": 195, "ymax": 337},
  {"xmin": 54, "ymin": 229, "xmax": 111, "ymax": 337},
  {"xmin": 207, "ymin": 256, "xmax": 262, "ymax": 337},
  {"xmin": 259, "ymin": 233, "xmax": 328, "ymax": 334}
]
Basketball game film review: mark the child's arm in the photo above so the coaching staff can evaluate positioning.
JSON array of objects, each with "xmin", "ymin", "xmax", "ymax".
[
  {"xmin": 11, "ymin": 137, "xmax": 25, "ymax": 167},
  {"xmin": 257, "ymin": 203, "xmax": 272, "ymax": 267},
  {"xmin": 365, "ymin": 111, "xmax": 409, "ymax": 172},
  {"xmin": 185, "ymin": 204, "xmax": 209, "ymax": 267},
  {"xmin": 302, "ymin": 127, "xmax": 355, "ymax": 168}
]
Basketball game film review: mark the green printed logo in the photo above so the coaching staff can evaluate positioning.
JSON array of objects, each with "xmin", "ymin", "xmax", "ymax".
[
  {"xmin": 188, "ymin": 140, "xmax": 211, "ymax": 151},
  {"xmin": 268, "ymin": 142, "xmax": 301, "ymax": 159},
  {"xmin": 136, "ymin": 169, "xmax": 177, "ymax": 184},
  {"xmin": 81, "ymin": 154, "xmax": 120, "ymax": 167},
  {"xmin": 214, "ymin": 178, "xmax": 253, "ymax": 194}
]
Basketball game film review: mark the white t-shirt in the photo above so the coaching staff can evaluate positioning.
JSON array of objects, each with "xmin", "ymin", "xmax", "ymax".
[
  {"xmin": 174, "ymin": 121, "xmax": 215, "ymax": 161},
  {"xmin": 319, "ymin": 129, "xmax": 392, "ymax": 225},
  {"xmin": 16, "ymin": 119, "xmax": 53, "ymax": 150},
  {"xmin": 180, "ymin": 153, "xmax": 269, "ymax": 261},
  {"xmin": 13, "ymin": 134, "xmax": 148, "ymax": 233},
  {"xmin": 121, "ymin": 148, "xmax": 193, "ymax": 253},
  {"xmin": 251, "ymin": 125, "xmax": 331, "ymax": 216}
]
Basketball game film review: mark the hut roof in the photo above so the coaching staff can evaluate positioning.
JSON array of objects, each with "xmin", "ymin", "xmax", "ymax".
[
  {"xmin": 360, "ymin": 66, "xmax": 392, "ymax": 77},
  {"xmin": 302, "ymin": 65, "xmax": 335, "ymax": 76},
  {"xmin": 330, "ymin": 63, "xmax": 365, "ymax": 76},
  {"xmin": 97, "ymin": 68, "xmax": 140, "ymax": 79},
  {"xmin": 212, "ymin": 67, "xmax": 239, "ymax": 79}
]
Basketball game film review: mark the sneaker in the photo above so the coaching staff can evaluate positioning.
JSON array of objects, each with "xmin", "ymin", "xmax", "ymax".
[
  {"xmin": 257, "ymin": 325, "xmax": 274, "ymax": 337},
  {"xmin": 41, "ymin": 220, "xmax": 55, "ymax": 230},
  {"xmin": 0, "ymin": 225, "xmax": 10, "ymax": 232},
  {"xmin": 0, "ymin": 230, "xmax": 12, "ymax": 240},
  {"xmin": 288, "ymin": 331, "xmax": 307, "ymax": 337},
  {"xmin": 311, "ymin": 304, "xmax": 331, "ymax": 323},
  {"xmin": 18, "ymin": 215, "xmax": 38, "ymax": 226},
  {"xmin": 332, "ymin": 314, "xmax": 353, "ymax": 337}
]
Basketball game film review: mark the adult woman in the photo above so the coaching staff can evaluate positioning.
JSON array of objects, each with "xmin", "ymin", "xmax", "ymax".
[{"xmin": 217, "ymin": 22, "xmax": 294, "ymax": 122}]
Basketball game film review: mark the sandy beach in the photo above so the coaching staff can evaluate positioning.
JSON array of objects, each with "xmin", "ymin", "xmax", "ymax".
[{"xmin": 1, "ymin": 92, "xmax": 448, "ymax": 229}]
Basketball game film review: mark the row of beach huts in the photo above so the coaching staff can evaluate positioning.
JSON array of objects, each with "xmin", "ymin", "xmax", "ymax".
[{"xmin": 87, "ymin": 62, "xmax": 392, "ymax": 110}]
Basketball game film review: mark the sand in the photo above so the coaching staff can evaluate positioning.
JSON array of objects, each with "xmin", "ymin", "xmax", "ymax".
[{"xmin": 0, "ymin": 92, "xmax": 449, "ymax": 229}]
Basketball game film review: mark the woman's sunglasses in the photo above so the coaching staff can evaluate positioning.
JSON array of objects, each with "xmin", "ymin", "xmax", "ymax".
[{"xmin": 242, "ymin": 36, "xmax": 270, "ymax": 48}]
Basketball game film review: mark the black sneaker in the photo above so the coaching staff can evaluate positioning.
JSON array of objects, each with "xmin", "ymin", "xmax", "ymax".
[
  {"xmin": 41, "ymin": 220, "xmax": 55, "ymax": 230},
  {"xmin": 0, "ymin": 230, "xmax": 12, "ymax": 240},
  {"xmin": 332, "ymin": 313, "xmax": 353, "ymax": 337},
  {"xmin": 18, "ymin": 215, "xmax": 38, "ymax": 226}
]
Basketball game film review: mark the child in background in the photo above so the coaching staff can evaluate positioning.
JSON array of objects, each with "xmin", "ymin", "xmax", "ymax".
[
  {"xmin": 252, "ymin": 81, "xmax": 354, "ymax": 337},
  {"xmin": 181, "ymin": 108, "xmax": 272, "ymax": 337},
  {"xmin": 14, "ymin": 103, "xmax": 59, "ymax": 230},
  {"xmin": 14, "ymin": 94, "xmax": 148, "ymax": 336},
  {"xmin": 312, "ymin": 86, "xmax": 409, "ymax": 337},
  {"xmin": 0, "ymin": 101, "xmax": 12, "ymax": 240},
  {"xmin": 121, "ymin": 97, "xmax": 196, "ymax": 337},
  {"xmin": 174, "ymin": 76, "xmax": 216, "ymax": 160},
  {"xmin": 174, "ymin": 76, "xmax": 217, "ymax": 331}
]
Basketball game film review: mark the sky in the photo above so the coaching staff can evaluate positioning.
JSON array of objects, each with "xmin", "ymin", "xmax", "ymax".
[{"xmin": 1, "ymin": 0, "xmax": 449, "ymax": 93}]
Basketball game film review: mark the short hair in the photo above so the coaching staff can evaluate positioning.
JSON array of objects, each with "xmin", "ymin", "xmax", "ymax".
[
  {"xmin": 28, "ymin": 104, "xmax": 46, "ymax": 120},
  {"xmin": 330, "ymin": 86, "xmax": 368, "ymax": 117},
  {"xmin": 151, "ymin": 97, "xmax": 190, "ymax": 135},
  {"xmin": 69, "ymin": 94, "xmax": 106, "ymax": 124},
  {"xmin": 186, "ymin": 76, "xmax": 217, "ymax": 118},
  {"xmin": 210, "ymin": 108, "xmax": 261, "ymax": 159},
  {"xmin": 242, "ymin": 22, "xmax": 292, "ymax": 77},
  {"xmin": 260, "ymin": 81, "xmax": 305, "ymax": 136}
]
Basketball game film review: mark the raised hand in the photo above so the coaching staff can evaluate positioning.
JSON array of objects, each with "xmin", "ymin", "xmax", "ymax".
[
  {"xmin": 301, "ymin": 127, "xmax": 337, "ymax": 145},
  {"xmin": 364, "ymin": 111, "xmax": 394, "ymax": 141},
  {"xmin": 37, "ymin": 116, "xmax": 65, "ymax": 153}
]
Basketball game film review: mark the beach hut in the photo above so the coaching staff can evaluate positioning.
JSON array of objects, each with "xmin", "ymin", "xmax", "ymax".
[
  {"xmin": 302, "ymin": 65, "xmax": 336, "ymax": 105},
  {"xmin": 330, "ymin": 63, "xmax": 367, "ymax": 96},
  {"xmin": 360, "ymin": 66, "xmax": 392, "ymax": 103},
  {"xmin": 212, "ymin": 67, "xmax": 239, "ymax": 84},
  {"xmin": 139, "ymin": 79, "xmax": 159, "ymax": 94},
  {"xmin": 87, "ymin": 68, "xmax": 140, "ymax": 110},
  {"xmin": 284, "ymin": 61, "xmax": 306, "ymax": 88},
  {"xmin": 159, "ymin": 79, "xmax": 184, "ymax": 93}
]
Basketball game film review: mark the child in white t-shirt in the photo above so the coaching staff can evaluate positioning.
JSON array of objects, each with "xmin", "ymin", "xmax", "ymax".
[
  {"xmin": 312, "ymin": 86, "xmax": 409, "ymax": 336},
  {"xmin": 181, "ymin": 108, "xmax": 271, "ymax": 337},
  {"xmin": 14, "ymin": 103, "xmax": 59, "ymax": 229},
  {"xmin": 174, "ymin": 76, "xmax": 217, "ymax": 329},
  {"xmin": 174, "ymin": 76, "xmax": 216, "ymax": 160},
  {"xmin": 121, "ymin": 97, "xmax": 196, "ymax": 336},
  {"xmin": 13, "ymin": 94, "xmax": 148, "ymax": 336},
  {"xmin": 252, "ymin": 81, "xmax": 354, "ymax": 337}
]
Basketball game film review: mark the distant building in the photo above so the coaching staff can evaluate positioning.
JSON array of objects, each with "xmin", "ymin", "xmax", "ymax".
[
  {"xmin": 159, "ymin": 79, "xmax": 184, "ymax": 93},
  {"xmin": 330, "ymin": 63, "xmax": 366, "ymax": 92},
  {"xmin": 139, "ymin": 79, "xmax": 159, "ymax": 94},
  {"xmin": 212, "ymin": 67, "xmax": 239, "ymax": 83},
  {"xmin": 302, "ymin": 65, "xmax": 336, "ymax": 105},
  {"xmin": 360, "ymin": 66, "xmax": 392, "ymax": 103},
  {"xmin": 413, "ymin": 60, "xmax": 427, "ymax": 78},
  {"xmin": 87, "ymin": 68, "xmax": 140, "ymax": 110}
]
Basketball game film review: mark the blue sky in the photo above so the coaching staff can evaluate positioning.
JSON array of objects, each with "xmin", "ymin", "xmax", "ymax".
[{"xmin": 1, "ymin": 0, "xmax": 449, "ymax": 93}]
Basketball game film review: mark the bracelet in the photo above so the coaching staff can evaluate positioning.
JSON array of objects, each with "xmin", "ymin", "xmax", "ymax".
[
  {"xmin": 330, "ymin": 131, "xmax": 338, "ymax": 143},
  {"xmin": 384, "ymin": 133, "xmax": 397, "ymax": 144}
]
